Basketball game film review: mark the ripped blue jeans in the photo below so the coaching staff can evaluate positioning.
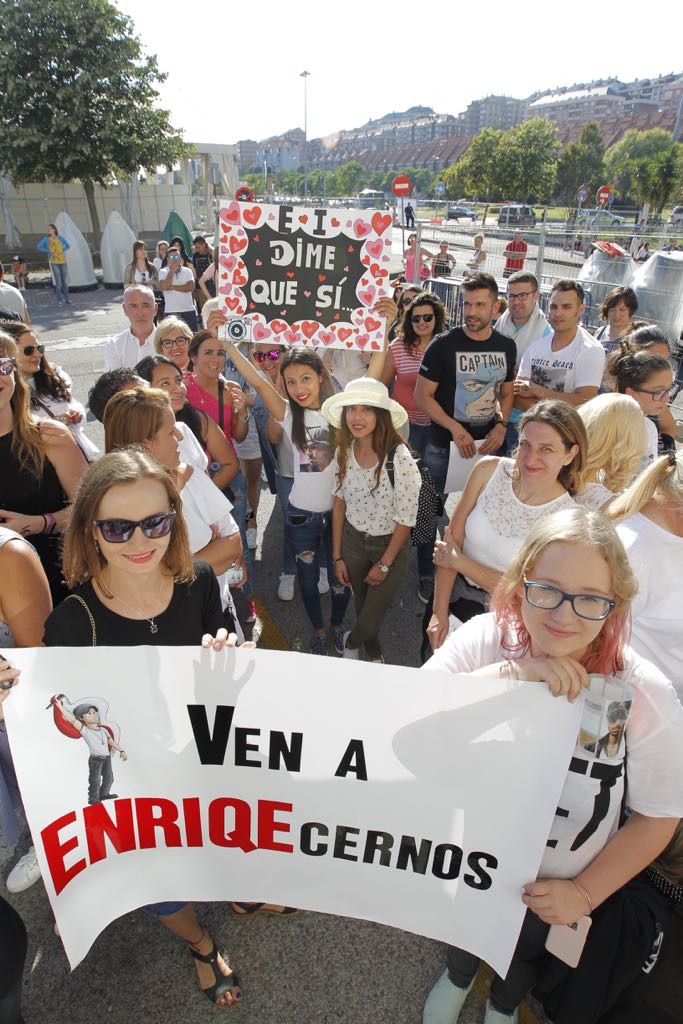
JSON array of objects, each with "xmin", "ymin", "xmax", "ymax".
[{"xmin": 285, "ymin": 504, "xmax": 350, "ymax": 631}]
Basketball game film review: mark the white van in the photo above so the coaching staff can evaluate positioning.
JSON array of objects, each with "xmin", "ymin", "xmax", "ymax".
[{"xmin": 497, "ymin": 204, "xmax": 536, "ymax": 227}]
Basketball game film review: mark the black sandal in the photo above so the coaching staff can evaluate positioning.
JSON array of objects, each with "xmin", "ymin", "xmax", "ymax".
[{"xmin": 188, "ymin": 931, "xmax": 241, "ymax": 1008}]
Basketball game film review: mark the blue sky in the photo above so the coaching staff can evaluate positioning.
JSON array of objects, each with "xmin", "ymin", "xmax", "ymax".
[{"xmin": 115, "ymin": 0, "xmax": 682, "ymax": 145}]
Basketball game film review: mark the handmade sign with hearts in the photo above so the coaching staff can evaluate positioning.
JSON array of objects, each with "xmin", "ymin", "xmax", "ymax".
[{"xmin": 217, "ymin": 201, "xmax": 393, "ymax": 350}]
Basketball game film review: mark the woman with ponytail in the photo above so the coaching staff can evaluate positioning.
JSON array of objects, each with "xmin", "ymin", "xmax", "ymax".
[{"xmin": 608, "ymin": 450, "xmax": 683, "ymax": 697}]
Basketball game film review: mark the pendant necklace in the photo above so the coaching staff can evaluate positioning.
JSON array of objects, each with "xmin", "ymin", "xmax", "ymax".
[{"xmin": 104, "ymin": 574, "xmax": 165, "ymax": 634}]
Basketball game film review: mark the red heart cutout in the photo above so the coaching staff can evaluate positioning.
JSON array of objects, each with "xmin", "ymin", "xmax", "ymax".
[
  {"xmin": 370, "ymin": 263, "xmax": 388, "ymax": 279},
  {"xmin": 318, "ymin": 330, "xmax": 334, "ymax": 345},
  {"xmin": 252, "ymin": 322, "xmax": 271, "ymax": 341},
  {"xmin": 221, "ymin": 272, "xmax": 228, "ymax": 280},
  {"xmin": 334, "ymin": 312, "xmax": 340, "ymax": 320},
  {"xmin": 366, "ymin": 239, "xmax": 383, "ymax": 260},
  {"xmin": 331, "ymin": 218, "xmax": 340, "ymax": 227},
  {"xmin": 371, "ymin": 341, "xmax": 381, "ymax": 350},
  {"xmin": 286, "ymin": 271, "xmax": 295, "ymax": 278},
  {"xmin": 301, "ymin": 321, "xmax": 319, "ymax": 339},
  {"xmin": 347, "ymin": 245, "xmax": 355, "ymax": 253},
  {"xmin": 225, "ymin": 297, "xmax": 240, "ymax": 311},
  {"xmin": 353, "ymin": 219, "xmax": 371, "ymax": 238},
  {"xmin": 271, "ymin": 320, "xmax": 288, "ymax": 334},
  {"xmin": 359, "ymin": 288, "xmax": 376, "ymax": 306},
  {"xmin": 229, "ymin": 236, "xmax": 247, "ymax": 254},
  {"xmin": 249, "ymin": 303, "xmax": 256, "ymax": 310},
  {"xmin": 338, "ymin": 328, "xmax": 353, "ymax": 341},
  {"xmin": 299, "ymin": 214, "xmax": 309, "ymax": 224},
  {"xmin": 318, "ymin": 274, "xmax": 326, "ymax": 283},
  {"xmin": 243, "ymin": 206, "xmax": 261, "ymax": 225},
  {"xmin": 356, "ymin": 334, "xmax": 369, "ymax": 349},
  {"xmin": 371, "ymin": 212, "xmax": 392, "ymax": 235},
  {"xmin": 361, "ymin": 256, "xmax": 370, "ymax": 265},
  {"xmin": 224, "ymin": 202, "xmax": 240, "ymax": 224},
  {"xmin": 361, "ymin": 278, "xmax": 369, "ymax": 286},
  {"xmin": 220, "ymin": 235, "xmax": 227, "ymax": 243},
  {"xmin": 365, "ymin": 317, "xmax": 381, "ymax": 332},
  {"xmin": 253, "ymin": 233, "xmax": 260, "ymax": 243},
  {"xmin": 233, "ymin": 272, "xmax": 247, "ymax": 286}
]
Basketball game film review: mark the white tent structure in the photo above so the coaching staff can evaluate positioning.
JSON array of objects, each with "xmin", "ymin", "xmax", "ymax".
[
  {"xmin": 101, "ymin": 211, "xmax": 136, "ymax": 288},
  {"xmin": 55, "ymin": 211, "xmax": 97, "ymax": 289}
]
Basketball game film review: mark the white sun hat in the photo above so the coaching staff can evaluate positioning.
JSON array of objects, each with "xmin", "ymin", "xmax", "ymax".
[{"xmin": 321, "ymin": 377, "xmax": 408, "ymax": 429}]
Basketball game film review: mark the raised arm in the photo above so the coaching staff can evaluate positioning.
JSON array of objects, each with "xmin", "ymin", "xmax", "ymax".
[
  {"xmin": 365, "ymin": 296, "xmax": 397, "ymax": 381},
  {"xmin": 223, "ymin": 340, "xmax": 287, "ymax": 421}
]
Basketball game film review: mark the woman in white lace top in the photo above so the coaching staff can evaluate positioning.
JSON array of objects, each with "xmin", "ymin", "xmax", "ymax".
[{"xmin": 427, "ymin": 400, "xmax": 586, "ymax": 651}]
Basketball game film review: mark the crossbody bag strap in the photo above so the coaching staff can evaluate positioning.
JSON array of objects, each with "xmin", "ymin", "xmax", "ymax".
[
  {"xmin": 217, "ymin": 378, "xmax": 225, "ymax": 433},
  {"xmin": 64, "ymin": 594, "xmax": 97, "ymax": 646}
]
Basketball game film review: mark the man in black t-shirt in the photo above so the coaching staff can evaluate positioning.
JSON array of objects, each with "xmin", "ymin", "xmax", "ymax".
[
  {"xmin": 192, "ymin": 236, "xmax": 215, "ymax": 303},
  {"xmin": 413, "ymin": 273, "xmax": 516, "ymax": 601}
]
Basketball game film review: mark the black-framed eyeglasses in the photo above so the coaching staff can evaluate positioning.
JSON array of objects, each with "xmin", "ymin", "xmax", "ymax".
[
  {"xmin": 411, "ymin": 313, "xmax": 434, "ymax": 324},
  {"xmin": 0, "ymin": 356, "xmax": 16, "ymax": 376},
  {"xmin": 160, "ymin": 337, "xmax": 189, "ymax": 350},
  {"xmin": 632, "ymin": 385, "xmax": 673, "ymax": 401},
  {"xmin": 93, "ymin": 511, "xmax": 176, "ymax": 544},
  {"xmin": 253, "ymin": 349, "xmax": 282, "ymax": 363},
  {"xmin": 523, "ymin": 578, "xmax": 615, "ymax": 621},
  {"xmin": 22, "ymin": 344, "xmax": 45, "ymax": 356},
  {"xmin": 507, "ymin": 291, "xmax": 534, "ymax": 302}
]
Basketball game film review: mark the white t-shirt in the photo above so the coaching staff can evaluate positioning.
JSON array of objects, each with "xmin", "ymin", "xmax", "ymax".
[
  {"xmin": 335, "ymin": 442, "xmax": 421, "ymax": 535},
  {"xmin": 104, "ymin": 327, "xmax": 156, "ymax": 372},
  {"xmin": 159, "ymin": 266, "xmax": 195, "ymax": 313},
  {"xmin": 518, "ymin": 327, "xmax": 605, "ymax": 396},
  {"xmin": 179, "ymin": 467, "xmax": 239, "ymax": 620},
  {"xmin": 277, "ymin": 405, "xmax": 336, "ymax": 513},
  {"xmin": 573, "ymin": 481, "xmax": 614, "ymax": 511},
  {"xmin": 29, "ymin": 367, "xmax": 99, "ymax": 460},
  {"xmin": 424, "ymin": 613, "xmax": 683, "ymax": 879},
  {"xmin": 0, "ymin": 280, "xmax": 27, "ymax": 320},
  {"xmin": 328, "ymin": 351, "xmax": 370, "ymax": 390},
  {"xmin": 79, "ymin": 725, "xmax": 111, "ymax": 758},
  {"xmin": 177, "ymin": 421, "xmax": 209, "ymax": 474},
  {"xmin": 643, "ymin": 417, "xmax": 659, "ymax": 470},
  {"xmin": 617, "ymin": 513, "xmax": 683, "ymax": 698}
]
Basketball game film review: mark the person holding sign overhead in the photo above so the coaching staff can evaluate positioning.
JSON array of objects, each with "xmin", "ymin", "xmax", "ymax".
[
  {"xmin": 422, "ymin": 506, "xmax": 683, "ymax": 1024},
  {"xmin": 414, "ymin": 273, "xmax": 516, "ymax": 606},
  {"xmin": 221, "ymin": 298, "xmax": 396, "ymax": 656}
]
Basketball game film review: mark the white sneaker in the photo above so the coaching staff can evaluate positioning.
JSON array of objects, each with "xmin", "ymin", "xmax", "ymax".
[
  {"xmin": 277, "ymin": 574, "xmax": 295, "ymax": 601},
  {"xmin": 6, "ymin": 846, "xmax": 41, "ymax": 893},
  {"xmin": 246, "ymin": 527, "xmax": 258, "ymax": 550},
  {"xmin": 317, "ymin": 567, "xmax": 330, "ymax": 594},
  {"xmin": 423, "ymin": 971, "xmax": 473, "ymax": 1024},
  {"xmin": 341, "ymin": 631, "xmax": 360, "ymax": 659},
  {"xmin": 484, "ymin": 1000, "xmax": 517, "ymax": 1024}
]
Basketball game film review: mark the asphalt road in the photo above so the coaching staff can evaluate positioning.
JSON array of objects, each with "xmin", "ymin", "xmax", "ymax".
[{"xmin": 3, "ymin": 261, "xmax": 680, "ymax": 1024}]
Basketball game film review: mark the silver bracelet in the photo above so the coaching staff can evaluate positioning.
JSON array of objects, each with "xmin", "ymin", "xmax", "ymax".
[{"xmin": 499, "ymin": 659, "xmax": 520, "ymax": 681}]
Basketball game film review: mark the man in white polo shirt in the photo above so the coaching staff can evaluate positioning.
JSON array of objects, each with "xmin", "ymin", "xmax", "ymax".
[
  {"xmin": 514, "ymin": 279, "xmax": 605, "ymax": 409},
  {"xmin": 104, "ymin": 285, "xmax": 157, "ymax": 371},
  {"xmin": 158, "ymin": 245, "xmax": 198, "ymax": 332}
]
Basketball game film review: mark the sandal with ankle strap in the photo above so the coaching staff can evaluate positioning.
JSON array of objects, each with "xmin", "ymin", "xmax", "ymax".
[
  {"xmin": 230, "ymin": 901, "xmax": 299, "ymax": 917},
  {"xmin": 188, "ymin": 932, "xmax": 241, "ymax": 1008}
]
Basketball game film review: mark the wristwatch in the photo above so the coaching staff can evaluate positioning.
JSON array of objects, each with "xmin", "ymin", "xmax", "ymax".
[{"xmin": 377, "ymin": 562, "xmax": 391, "ymax": 574}]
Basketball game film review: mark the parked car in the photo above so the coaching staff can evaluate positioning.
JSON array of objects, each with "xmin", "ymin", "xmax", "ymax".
[
  {"xmin": 447, "ymin": 204, "xmax": 476, "ymax": 221},
  {"xmin": 576, "ymin": 208, "xmax": 625, "ymax": 227},
  {"xmin": 667, "ymin": 206, "xmax": 683, "ymax": 227},
  {"xmin": 497, "ymin": 204, "xmax": 536, "ymax": 227}
]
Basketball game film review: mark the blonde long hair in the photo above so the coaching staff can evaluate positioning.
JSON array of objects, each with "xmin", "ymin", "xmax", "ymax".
[
  {"xmin": 0, "ymin": 331, "xmax": 46, "ymax": 476},
  {"xmin": 490, "ymin": 507, "xmax": 637, "ymax": 675},
  {"xmin": 577, "ymin": 393, "xmax": 649, "ymax": 494},
  {"xmin": 607, "ymin": 450, "xmax": 683, "ymax": 523}
]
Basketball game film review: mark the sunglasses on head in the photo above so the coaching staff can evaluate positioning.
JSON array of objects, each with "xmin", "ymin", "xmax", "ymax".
[
  {"xmin": 93, "ymin": 511, "xmax": 176, "ymax": 544},
  {"xmin": 253, "ymin": 349, "xmax": 282, "ymax": 363},
  {"xmin": 0, "ymin": 356, "xmax": 16, "ymax": 376},
  {"xmin": 22, "ymin": 344, "xmax": 45, "ymax": 357},
  {"xmin": 411, "ymin": 313, "xmax": 434, "ymax": 324}
]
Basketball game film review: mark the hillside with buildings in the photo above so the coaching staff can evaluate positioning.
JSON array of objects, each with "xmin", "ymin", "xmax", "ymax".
[{"xmin": 235, "ymin": 72, "xmax": 683, "ymax": 176}]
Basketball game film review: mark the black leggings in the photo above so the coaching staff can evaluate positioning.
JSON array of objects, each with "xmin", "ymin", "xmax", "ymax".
[{"xmin": 0, "ymin": 897, "xmax": 27, "ymax": 1024}]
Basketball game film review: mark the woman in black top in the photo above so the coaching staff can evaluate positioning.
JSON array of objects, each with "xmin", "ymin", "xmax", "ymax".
[{"xmin": 43, "ymin": 448, "xmax": 246, "ymax": 1009}]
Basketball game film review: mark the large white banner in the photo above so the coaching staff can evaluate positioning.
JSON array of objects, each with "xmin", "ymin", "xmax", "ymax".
[{"xmin": 3, "ymin": 646, "xmax": 581, "ymax": 975}]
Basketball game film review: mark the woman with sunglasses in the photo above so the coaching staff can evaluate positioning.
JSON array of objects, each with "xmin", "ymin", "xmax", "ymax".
[
  {"xmin": 388, "ymin": 285, "xmax": 421, "ymax": 342},
  {"xmin": 608, "ymin": 450, "xmax": 683, "ymax": 700},
  {"xmin": 135, "ymin": 354, "xmax": 238, "ymax": 493},
  {"xmin": 1, "ymin": 320, "xmax": 98, "ymax": 460},
  {"xmin": 0, "ymin": 331, "xmax": 87, "ymax": 605},
  {"xmin": 103, "ymin": 389, "xmax": 245, "ymax": 630},
  {"xmin": 607, "ymin": 341, "xmax": 674, "ymax": 467},
  {"xmin": 123, "ymin": 240, "xmax": 159, "ymax": 288},
  {"xmin": 42, "ymin": 449, "xmax": 245, "ymax": 1009},
  {"xmin": 154, "ymin": 316, "xmax": 193, "ymax": 375},
  {"xmin": 428, "ymin": 401, "xmax": 585, "ymax": 654},
  {"xmin": 422, "ymin": 506, "xmax": 683, "ymax": 1024}
]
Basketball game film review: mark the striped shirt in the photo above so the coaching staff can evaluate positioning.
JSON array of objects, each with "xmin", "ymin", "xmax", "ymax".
[{"xmin": 389, "ymin": 338, "xmax": 430, "ymax": 426}]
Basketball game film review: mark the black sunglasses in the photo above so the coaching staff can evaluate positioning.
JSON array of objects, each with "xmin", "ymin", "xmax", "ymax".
[
  {"xmin": 22, "ymin": 344, "xmax": 45, "ymax": 357},
  {"xmin": 253, "ymin": 349, "xmax": 282, "ymax": 363},
  {"xmin": 411, "ymin": 313, "xmax": 434, "ymax": 324},
  {"xmin": 0, "ymin": 356, "xmax": 16, "ymax": 376},
  {"xmin": 93, "ymin": 511, "xmax": 176, "ymax": 544}
]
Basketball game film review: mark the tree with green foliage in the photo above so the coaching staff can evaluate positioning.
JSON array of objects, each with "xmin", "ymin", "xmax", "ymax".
[
  {"xmin": 334, "ymin": 161, "xmax": 366, "ymax": 196},
  {"xmin": 443, "ymin": 128, "xmax": 504, "ymax": 200},
  {"xmin": 605, "ymin": 129, "xmax": 682, "ymax": 211},
  {"xmin": 0, "ymin": 0, "xmax": 189, "ymax": 236},
  {"xmin": 555, "ymin": 122, "xmax": 605, "ymax": 203},
  {"xmin": 495, "ymin": 118, "xmax": 559, "ymax": 202}
]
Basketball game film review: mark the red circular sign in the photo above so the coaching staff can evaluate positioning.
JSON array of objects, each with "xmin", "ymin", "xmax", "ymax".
[
  {"xmin": 596, "ymin": 185, "xmax": 611, "ymax": 206},
  {"xmin": 235, "ymin": 186, "xmax": 254, "ymax": 202},
  {"xmin": 392, "ymin": 175, "xmax": 412, "ymax": 197}
]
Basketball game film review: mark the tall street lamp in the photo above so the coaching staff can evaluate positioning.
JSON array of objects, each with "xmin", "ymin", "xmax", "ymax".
[{"xmin": 300, "ymin": 70, "xmax": 310, "ymax": 199}]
